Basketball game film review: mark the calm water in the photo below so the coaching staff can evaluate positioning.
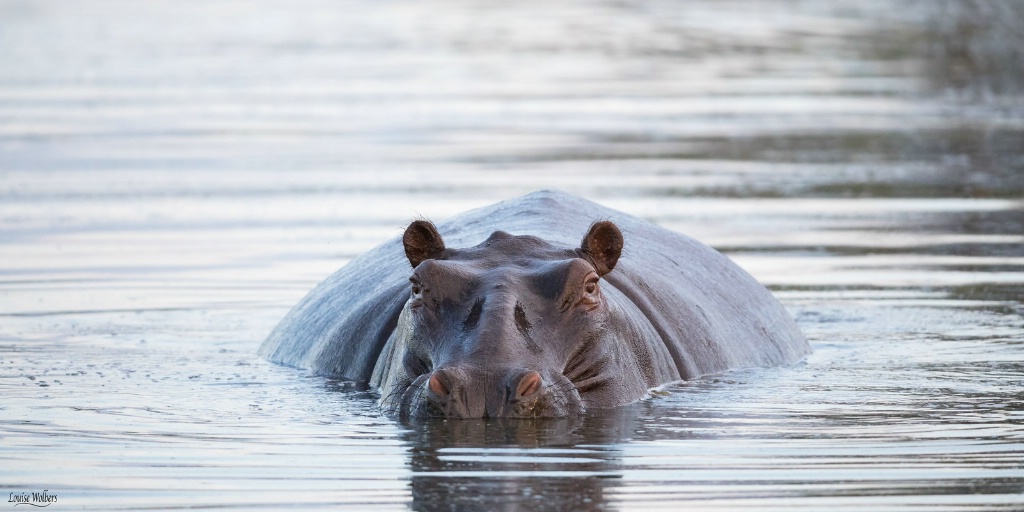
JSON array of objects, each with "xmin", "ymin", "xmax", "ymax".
[{"xmin": 2, "ymin": 0, "xmax": 1023, "ymax": 510}]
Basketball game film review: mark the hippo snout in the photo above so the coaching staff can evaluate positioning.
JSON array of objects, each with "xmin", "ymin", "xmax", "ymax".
[
  {"xmin": 411, "ymin": 366, "xmax": 578, "ymax": 418},
  {"xmin": 427, "ymin": 367, "xmax": 543, "ymax": 400}
]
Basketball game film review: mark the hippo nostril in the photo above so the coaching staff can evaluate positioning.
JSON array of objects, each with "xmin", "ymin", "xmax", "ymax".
[
  {"xmin": 516, "ymin": 370, "xmax": 543, "ymax": 398},
  {"xmin": 428, "ymin": 371, "xmax": 451, "ymax": 397}
]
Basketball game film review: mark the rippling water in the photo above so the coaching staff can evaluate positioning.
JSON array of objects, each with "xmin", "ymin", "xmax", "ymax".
[{"xmin": 2, "ymin": 0, "xmax": 1023, "ymax": 510}]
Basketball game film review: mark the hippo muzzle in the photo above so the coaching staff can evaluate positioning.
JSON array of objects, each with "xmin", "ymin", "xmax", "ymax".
[{"xmin": 397, "ymin": 366, "xmax": 583, "ymax": 419}]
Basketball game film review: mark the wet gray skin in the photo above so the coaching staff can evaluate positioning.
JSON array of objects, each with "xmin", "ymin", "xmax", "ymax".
[
  {"xmin": 259, "ymin": 191, "xmax": 810, "ymax": 419},
  {"xmin": 391, "ymin": 221, "xmax": 637, "ymax": 418}
]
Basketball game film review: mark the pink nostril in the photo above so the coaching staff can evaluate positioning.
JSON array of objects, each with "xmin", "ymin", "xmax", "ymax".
[
  {"xmin": 428, "ymin": 372, "xmax": 450, "ymax": 396},
  {"xmin": 516, "ymin": 370, "xmax": 543, "ymax": 398}
]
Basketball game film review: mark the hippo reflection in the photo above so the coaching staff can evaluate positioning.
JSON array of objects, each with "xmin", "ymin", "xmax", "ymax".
[{"xmin": 260, "ymin": 190, "xmax": 809, "ymax": 418}]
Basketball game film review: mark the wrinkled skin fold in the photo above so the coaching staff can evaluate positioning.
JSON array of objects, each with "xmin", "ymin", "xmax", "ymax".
[{"xmin": 260, "ymin": 190, "xmax": 810, "ymax": 418}]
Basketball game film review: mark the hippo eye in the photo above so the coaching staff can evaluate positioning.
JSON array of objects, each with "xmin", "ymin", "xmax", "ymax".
[{"xmin": 578, "ymin": 273, "xmax": 601, "ymax": 309}]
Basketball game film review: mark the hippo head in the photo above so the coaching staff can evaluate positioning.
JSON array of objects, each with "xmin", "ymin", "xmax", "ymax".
[{"xmin": 383, "ymin": 219, "xmax": 629, "ymax": 419}]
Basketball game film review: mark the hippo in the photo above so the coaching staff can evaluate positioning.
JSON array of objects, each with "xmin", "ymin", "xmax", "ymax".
[{"xmin": 259, "ymin": 190, "xmax": 809, "ymax": 419}]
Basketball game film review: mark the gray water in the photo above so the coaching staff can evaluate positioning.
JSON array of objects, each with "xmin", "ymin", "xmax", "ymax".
[{"xmin": 2, "ymin": 0, "xmax": 1023, "ymax": 510}]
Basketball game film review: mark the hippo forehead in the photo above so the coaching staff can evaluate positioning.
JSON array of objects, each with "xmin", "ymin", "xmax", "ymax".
[
  {"xmin": 411, "ymin": 231, "xmax": 595, "ymax": 299},
  {"xmin": 451, "ymin": 231, "xmax": 580, "ymax": 266}
]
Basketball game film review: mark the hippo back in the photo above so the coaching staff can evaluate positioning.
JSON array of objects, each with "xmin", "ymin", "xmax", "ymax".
[{"xmin": 259, "ymin": 190, "xmax": 809, "ymax": 382}]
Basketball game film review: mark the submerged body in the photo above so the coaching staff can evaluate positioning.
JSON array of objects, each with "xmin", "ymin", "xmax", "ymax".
[{"xmin": 260, "ymin": 190, "xmax": 809, "ymax": 418}]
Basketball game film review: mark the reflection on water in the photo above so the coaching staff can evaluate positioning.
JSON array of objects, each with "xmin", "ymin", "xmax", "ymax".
[
  {"xmin": 403, "ymin": 413, "xmax": 635, "ymax": 511},
  {"xmin": 1, "ymin": 0, "xmax": 1023, "ymax": 510}
]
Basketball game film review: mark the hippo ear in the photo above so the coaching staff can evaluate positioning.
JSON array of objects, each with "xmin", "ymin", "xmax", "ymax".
[
  {"xmin": 579, "ymin": 221, "xmax": 623, "ymax": 277},
  {"xmin": 403, "ymin": 220, "xmax": 446, "ymax": 268}
]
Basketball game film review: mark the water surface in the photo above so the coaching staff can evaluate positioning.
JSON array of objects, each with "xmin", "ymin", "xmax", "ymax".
[{"xmin": 2, "ymin": 0, "xmax": 1023, "ymax": 510}]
